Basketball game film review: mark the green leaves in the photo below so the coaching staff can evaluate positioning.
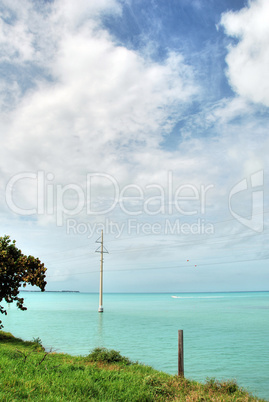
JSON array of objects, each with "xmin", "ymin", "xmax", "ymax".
[
  {"xmin": 87, "ymin": 347, "xmax": 132, "ymax": 365},
  {"xmin": 0, "ymin": 235, "xmax": 47, "ymax": 329}
]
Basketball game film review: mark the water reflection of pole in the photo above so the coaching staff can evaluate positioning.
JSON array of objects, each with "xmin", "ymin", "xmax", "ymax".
[
  {"xmin": 97, "ymin": 312, "xmax": 104, "ymax": 345},
  {"xmin": 95, "ymin": 230, "xmax": 108, "ymax": 313}
]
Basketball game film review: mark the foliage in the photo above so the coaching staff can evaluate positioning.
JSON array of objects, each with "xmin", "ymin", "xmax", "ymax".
[
  {"xmin": 32, "ymin": 337, "xmax": 42, "ymax": 346},
  {"xmin": 0, "ymin": 331, "xmax": 266, "ymax": 402},
  {"xmin": 87, "ymin": 347, "xmax": 132, "ymax": 365},
  {"xmin": 0, "ymin": 235, "xmax": 47, "ymax": 329},
  {"xmin": 205, "ymin": 377, "xmax": 240, "ymax": 394}
]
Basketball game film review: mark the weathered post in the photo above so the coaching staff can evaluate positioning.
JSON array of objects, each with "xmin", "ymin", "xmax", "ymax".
[{"xmin": 178, "ymin": 330, "xmax": 184, "ymax": 377}]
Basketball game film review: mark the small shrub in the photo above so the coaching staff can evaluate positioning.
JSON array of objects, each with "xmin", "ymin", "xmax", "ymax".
[
  {"xmin": 0, "ymin": 331, "xmax": 14, "ymax": 341},
  {"xmin": 205, "ymin": 378, "xmax": 239, "ymax": 394},
  {"xmin": 32, "ymin": 337, "xmax": 42, "ymax": 346},
  {"xmin": 87, "ymin": 347, "xmax": 132, "ymax": 365},
  {"xmin": 143, "ymin": 375, "xmax": 172, "ymax": 398},
  {"xmin": 220, "ymin": 380, "xmax": 239, "ymax": 394},
  {"xmin": 205, "ymin": 377, "xmax": 218, "ymax": 390}
]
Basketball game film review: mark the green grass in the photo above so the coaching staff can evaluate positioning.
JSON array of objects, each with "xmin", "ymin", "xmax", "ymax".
[{"xmin": 0, "ymin": 331, "xmax": 266, "ymax": 401}]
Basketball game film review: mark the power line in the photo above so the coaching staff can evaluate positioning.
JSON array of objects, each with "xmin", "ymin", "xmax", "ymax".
[
  {"xmin": 44, "ymin": 228, "xmax": 269, "ymax": 262},
  {"xmin": 36, "ymin": 209, "xmax": 269, "ymax": 258},
  {"xmin": 46, "ymin": 254, "xmax": 269, "ymax": 278}
]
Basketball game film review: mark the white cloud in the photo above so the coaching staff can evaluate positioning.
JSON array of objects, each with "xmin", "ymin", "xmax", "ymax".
[
  {"xmin": 221, "ymin": 0, "xmax": 269, "ymax": 106},
  {"xmin": 0, "ymin": 3, "xmax": 198, "ymax": 180},
  {"xmin": 0, "ymin": 0, "xmax": 200, "ymax": 230},
  {"xmin": 51, "ymin": 0, "xmax": 122, "ymax": 29},
  {"xmin": 1, "ymin": 0, "xmax": 268, "ymax": 291},
  {"xmin": 0, "ymin": 13, "xmax": 33, "ymax": 63}
]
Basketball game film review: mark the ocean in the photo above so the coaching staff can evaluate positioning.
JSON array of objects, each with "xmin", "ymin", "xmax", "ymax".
[{"xmin": 2, "ymin": 291, "xmax": 269, "ymax": 400}]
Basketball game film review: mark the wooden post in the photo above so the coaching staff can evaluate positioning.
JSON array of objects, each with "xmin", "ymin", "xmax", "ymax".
[{"xmin": 178, "ymin": 330, "xmax": 184, "ymax": 377}]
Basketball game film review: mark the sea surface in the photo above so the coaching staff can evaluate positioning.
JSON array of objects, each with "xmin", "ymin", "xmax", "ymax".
[{"xmin": 2, "ymin": 291, "xmax": 269, "ymax": 400}]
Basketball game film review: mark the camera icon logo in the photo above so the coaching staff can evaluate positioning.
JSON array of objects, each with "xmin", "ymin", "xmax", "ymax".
[{"xmin": 229, "ymin": 170, "xmax": 264, "ymax": 233}]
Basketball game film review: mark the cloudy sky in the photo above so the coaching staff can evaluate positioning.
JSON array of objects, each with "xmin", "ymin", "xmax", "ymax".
[{"xmin": 1, "ymin": 0, "xmax": 269, "ymax": 293}]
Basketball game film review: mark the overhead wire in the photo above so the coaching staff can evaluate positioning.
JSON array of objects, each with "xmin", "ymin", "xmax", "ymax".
[
  {"xmin": 44, "ymin": 225, "xmax": 269, "ymax": 261},
  {"xmin": 43, "ymin": 209, "xmax": 269, "ymax": 278},
  {"xmin": 46, "ymin": 254, "xmax": 269, "ymax": 278},
  {"xmin": 41, "ymin": 208, "xmax": 269, "ymax": 258}
]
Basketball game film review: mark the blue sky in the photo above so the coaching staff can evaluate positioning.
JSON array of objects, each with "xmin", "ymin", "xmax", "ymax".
[{"xmin": 0, "ymin": 0, "xmax": 269, "ymax": 293}]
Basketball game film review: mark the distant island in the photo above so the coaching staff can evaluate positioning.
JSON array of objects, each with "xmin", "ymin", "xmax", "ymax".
[
  {"xmin": 21, "ymin": 290, "xmax": 80, "ymax": 293},
  {"xmin": 61, "ymin": 290, "xmax": 80, "ymax": 293}
]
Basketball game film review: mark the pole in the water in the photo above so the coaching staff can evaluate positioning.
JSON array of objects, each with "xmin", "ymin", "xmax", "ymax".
[
  {"xmin": 98, "ymin": 230, "xmax": 104, "ymax": 312},
  {"xmin": 95, "ymin": 230, "xmax": 108, "ymax": 313}
]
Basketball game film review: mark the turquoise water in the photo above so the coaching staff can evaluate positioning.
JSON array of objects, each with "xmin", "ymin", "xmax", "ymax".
[{"xmin": 2, "ymin": 291, "xmax": 269, "ymax": 400}]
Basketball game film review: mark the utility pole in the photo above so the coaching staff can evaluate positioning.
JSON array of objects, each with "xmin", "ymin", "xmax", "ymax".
[{"xmin": 95, "ymin": 230, "xmax": 108, "ymax": 313}]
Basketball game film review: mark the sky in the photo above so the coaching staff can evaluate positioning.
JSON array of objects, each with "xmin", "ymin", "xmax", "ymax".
[{"xmin": 0, "ymin": 0, "xmax": 269, "ymax": 293}]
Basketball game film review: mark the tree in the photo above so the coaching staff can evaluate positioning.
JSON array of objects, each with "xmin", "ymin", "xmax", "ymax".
[{"xmin": 0, "ymin": 235, "xmax": 47, "ymax": 329}]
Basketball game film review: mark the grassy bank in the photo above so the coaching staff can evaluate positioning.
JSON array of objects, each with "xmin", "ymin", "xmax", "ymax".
[{"xmin": 0, "ymin": 331, "xmax": 265, "ymax": 401}]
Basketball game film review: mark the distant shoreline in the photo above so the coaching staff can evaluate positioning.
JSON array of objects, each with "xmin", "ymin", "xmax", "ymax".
[
  {"xmin": 21, "ymin": 290, "xmax": 80, "ymax": 293},
  {"xmin": 21, "ymin": 290, "xmax": 269, "ymax": 294}
]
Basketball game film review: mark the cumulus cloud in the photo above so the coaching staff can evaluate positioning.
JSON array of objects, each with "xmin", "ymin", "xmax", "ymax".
[
  {"xmin": 0, "ymin": 1, "xmax": 198, "ymax": 178},
  {"xmin": 1, "ymin": 0, "xmax": 269, "ymax": 291},
  {"xmin": 221, "ymin": 0, "xmax": 269, "ymax": 106},
  {"xmin": 0, "ymin": 0, "xmax": 200, "ymax": 227}
]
